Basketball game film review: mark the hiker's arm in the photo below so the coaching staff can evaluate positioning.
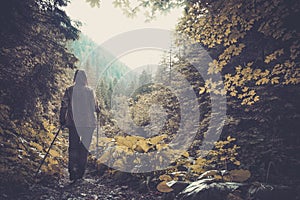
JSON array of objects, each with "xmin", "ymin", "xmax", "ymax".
[
  {"xmin": 59, "ymin": 89, "xmax": 69, "ymax": 126},
  {"xmin": 95, "ymin": 100, "xmax": 100, "ymax": 114},
  {"xmin": 92, "ymin": 90, "xmax": 100, "ymax": 114}
]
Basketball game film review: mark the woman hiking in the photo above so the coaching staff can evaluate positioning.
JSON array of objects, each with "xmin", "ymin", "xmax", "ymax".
[{"xmin": 59, "ymin": 69, "xmax": 100, "ymax": 182}]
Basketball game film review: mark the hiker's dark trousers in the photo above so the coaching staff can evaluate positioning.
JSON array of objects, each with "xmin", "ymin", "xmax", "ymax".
[{"xmin": 68, "ymin": 126, "xmax": 94, "ymax": 180}]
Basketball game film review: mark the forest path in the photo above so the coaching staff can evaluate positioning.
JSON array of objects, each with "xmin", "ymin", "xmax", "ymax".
[{"xmin": 4, "ymin": 167, "xmax": 163, "ymax": 200}]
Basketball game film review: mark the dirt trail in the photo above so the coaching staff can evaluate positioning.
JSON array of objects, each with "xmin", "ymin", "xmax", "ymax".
[{"xmin": 2, "ymin": 168, "xmax": 163, "ymax": 200}]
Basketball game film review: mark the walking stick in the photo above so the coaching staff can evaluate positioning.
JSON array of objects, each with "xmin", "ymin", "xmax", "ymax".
[
  {"xmin": 96, "ymin": 113, "xmax": 99, "ymax": 157},
  {"xmin": 34, "ymin": 126, "xmax": 61, "ymax": 178}
]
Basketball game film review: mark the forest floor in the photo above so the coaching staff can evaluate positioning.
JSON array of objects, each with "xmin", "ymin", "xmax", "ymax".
[
  {"xmin": 2, "ymin": 160, "xmax": 300, "ymax": 200},
  {"xmin": 1, "ymin": 166, "xmax": 164, "ymax": 200}
]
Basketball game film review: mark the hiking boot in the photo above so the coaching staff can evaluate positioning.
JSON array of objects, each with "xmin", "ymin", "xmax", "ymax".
[{"xmin": 69, "ymin": 166, "xmax": 79, "ymax": 181}]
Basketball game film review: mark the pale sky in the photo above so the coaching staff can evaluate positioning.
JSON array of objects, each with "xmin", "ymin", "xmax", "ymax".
[{"xmin": 64, "ymin": 0, "xmax": 183, "ymax": 68}]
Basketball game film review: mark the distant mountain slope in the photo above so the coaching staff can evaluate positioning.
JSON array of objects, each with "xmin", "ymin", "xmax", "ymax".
[{"xmin": 67, "ymin": 33, "xmax": 130, "ymax": 88}]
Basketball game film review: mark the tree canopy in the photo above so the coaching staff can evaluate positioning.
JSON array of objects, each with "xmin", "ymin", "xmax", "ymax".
[{"xmin": 1, "ymin": 0, "xmax": 79, "ymax": 119}]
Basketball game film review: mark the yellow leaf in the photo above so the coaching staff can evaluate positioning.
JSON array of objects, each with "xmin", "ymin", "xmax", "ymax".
[
  {"xmin": 225, "ymin": 28, "xmax": 231, "ymax": 36},
  {"xmin": 246, "ymin": 62, "xmax": 254, "ymax": 67},
  {"xmin": 230, "ymin": 91, "xmax": 237, "ymax": 97},
  {"xmin": 256, "ymin": 77, "xmax": 269, "ymax": 85},
  {"xmin": 271, "ymin": 77, "xmax": 280, "ymax": 84},
  {"xmin": 47, "ymin": 157, "xmax": 58, "ymax": 165},
  {"xmin": 149, "ymin": 134, "xmax": 167, "ymax": 145},
  {"xmin": 157, "ymin": 181, "xmax": 174, "ymax": 193},
  {"xmin": 115, "ymin": 145, "xmax": 130, "ymax": 153},
  {"xmin": 135, "ymin": 140, "xmax": 151, "ymax": 153},
  {"xmin": 115, "ymin": 136, "xmax": 134, "ymax": 149},
  {"xmin": 199, "ymin": 87, "xmax": 206, "ymax": 94},
  {"xmin": 262, "ymin": 70, "xmax": 270, "ymax": 77},
  {"xmin": 235, "ymin": 66, "xmax": 242, "ymax": 72},
  {"xmin": 208, "ymin": 65, "xmax": 215, "ymax": 74},
  {"xmin": 125, "ymin": 135, "xmax": 140, "ymax": 144},
  {"xmin": 49, "ymin": 149, "xmax": 60, "ymax": 157},
  {"xmin": 264, "ymin": 49, "xmax": 284, "ymax": 64},
  {"xmin": 234, "ymin": 160, "xmax": 241, "ymax": 166},
  {"xmin": 261, "ymin": 77, "xmax": 269, "ymax": 84},
  {"xmin": 195, "ymin": 157, "xmax": 206, "ymax": 165},
  {"xmin": 253, "ymin": 69, "xmax": 262, "ymax": 78},
  {"xmin": 220, "ymin": 156, "xmax": 227, "ymax": 161},
  {"xmin": 156, "ymin": 143, "xmax": 168, "ymax": 151},
  {"xmin": 30, "ymin": 141, "xmax": 43, "ymax": 152},
  {"xmin": 190, "ymin": 164, "xmax": 205, "ymax": 173},
  {"xmin": 214, "ymin": 175, "xmax": 223, "ymax": 180},
  {"xmin": 242, "ymin": 87, "xmax": 249, "ymax": 92},
  {"xmin": 134, "ymin": 145, "xmax": 143, "ymax": 153},
  {"xmin": 181, "ymin": 151, "xmax": 189, "ymax": 158},
  {"xmin": 159, "ymin": 174, "xmax": 173, "ymax": 181}
]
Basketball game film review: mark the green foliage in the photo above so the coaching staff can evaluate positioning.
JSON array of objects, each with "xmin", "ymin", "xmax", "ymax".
[
  {"xmin": 95, "ymin": 134, "xmax": 174, "ymax": 172},
  {"xmin": 128, "ymin": 84, "xmax": 179, "ymax": 134},
  {"xmin": 176, "ymin": 0, "xmax": 299, "ymax": 104},
  {"xmin": 206, "ymin": 136, "xmax": 241, "ymax": 169},
  {"xmin": 0, "ymin": 104, "xmax": 67, "ymax": 186},
  {"xmin": 170, "ymin": 136, "xmax": 241, "ymax": 176},
  {"xmin": 112, "ymin": 0, "xmax": 185, "ymax": 21},
  {"xmin": 94, "ymin": 132, "xmax": 243, "ymax": 187}
]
